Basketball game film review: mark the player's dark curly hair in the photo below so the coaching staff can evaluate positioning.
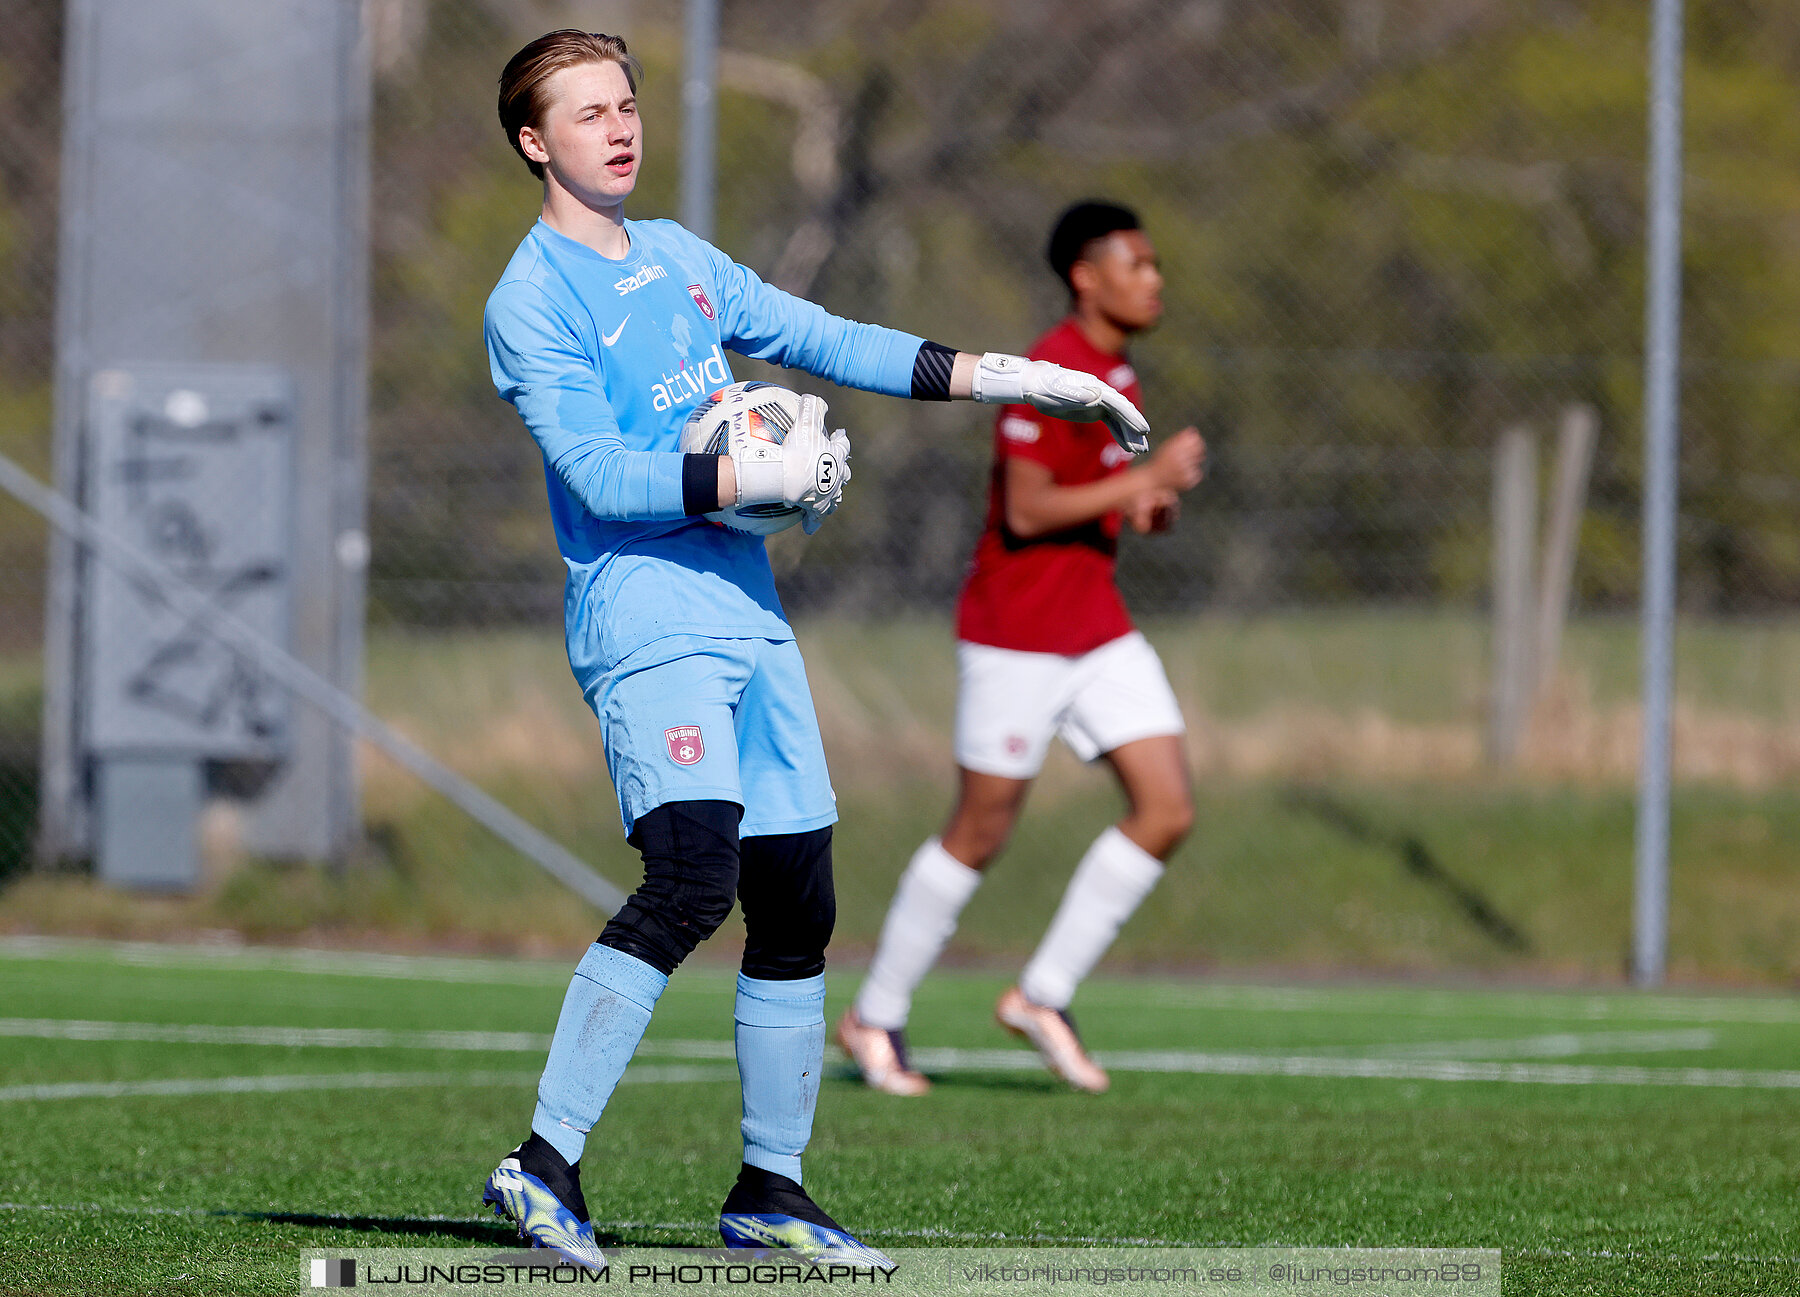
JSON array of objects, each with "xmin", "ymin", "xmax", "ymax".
[
  {"xmin": 499, "ymin": 31, "xmax": 643, "ymax": 181},
  {"xmin": 1047, "ymin": 201, "xmax": 1141, "ymax": 293}
]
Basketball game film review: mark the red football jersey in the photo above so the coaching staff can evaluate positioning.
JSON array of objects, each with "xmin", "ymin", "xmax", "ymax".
[{"xmin": 955, "ymin": 318, "xmax": 1141, "ymax": 654}]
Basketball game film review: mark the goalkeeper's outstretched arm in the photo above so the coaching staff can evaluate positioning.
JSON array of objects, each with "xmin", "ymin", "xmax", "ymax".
[
  {"xmin": 703, "ymin": 246, "xmax": 1152, "ymax": 457},
  {"xmin": 710, "ymin": 344, "xmax": 1151, "ymax": 508}
]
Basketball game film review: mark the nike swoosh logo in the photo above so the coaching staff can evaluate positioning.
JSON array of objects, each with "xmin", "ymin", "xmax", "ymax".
[{"xmin": 602, "ymin": 314, "xmax": 630, "ymax": 347}]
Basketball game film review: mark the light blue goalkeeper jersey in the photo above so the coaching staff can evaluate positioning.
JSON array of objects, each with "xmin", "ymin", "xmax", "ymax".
[{"xmin": 486, "ymin": 218, "xmax": 923, "ymax": 684}]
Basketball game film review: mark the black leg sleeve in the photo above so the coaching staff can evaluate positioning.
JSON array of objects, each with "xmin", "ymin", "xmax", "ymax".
[
  {"xmin": 736, "ymin": 826, "xmax": 836, "ymax": 981},
  {"xmin": 599, "ymin": 800, "xmax": 743, "ymax": 975}
]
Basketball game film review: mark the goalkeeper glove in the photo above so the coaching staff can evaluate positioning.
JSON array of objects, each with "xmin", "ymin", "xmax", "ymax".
[
  {"xmin": 799, "ymin": 429, "xmax": 852, "ymax": 534},
  {"xmin": 970, "ymin": 353, "xmax": 1150, "ymax": 454},
  {"xmin": 732, "ymin": 393, "xmax": 851, "ymax": 528}
]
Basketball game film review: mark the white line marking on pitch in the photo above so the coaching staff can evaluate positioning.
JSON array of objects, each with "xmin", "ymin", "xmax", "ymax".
[
  {"xmin": 1128, "ymin": 983, "xmax": 1800, "ymax": 1026},
  {"xmin": 901, "ymin": 1046, "xmax": 1800, "ymax": 1090},
  {"xmin": 0, "ymin": 1020, "xmax": 1713, "ymax": 1062},
  {"xmin": 0, "ymin": 1202, "xmax": 1237, "ymax": 1247},
  {"xmin": 0, "ymin": 1019, "xmax": 738, "ymax": 1057},
  {"xmin": 1361, "ymin": 1029, "xmax": 1716, "ymax": 1059},
  {"xmin": 0, "ymin": 1064, "xmax": 736, "ymax": 1103},
  {"xmin": 0, "ymin": 936, "xmax": 580, "ymax": 987},
  {"xmin": 0, "ymin": 1203, "xmax": 1792, "ymax": 1263},
  {"xmin": 6, "ymin": 937, "xmax": 1798, "ymax": 1025},
  {"xmin": 1, "ymin": 1019, "xmax": 1776, "ymax": 1090},
  {"xmin": 0, "ymin": 1018, "xmax": 553, "ymax": 1051},
  {"xmin": 1515, "ymin": 1246, "xmax": 1800, "ymax": 1266},
  {"xmin": 8, "ymin": 1048, "xmax": 1789, "ymax": 1098},
  {"xmin": 1088, "ymin": 1052, "xmax": 1800, "ymax": 1089}
]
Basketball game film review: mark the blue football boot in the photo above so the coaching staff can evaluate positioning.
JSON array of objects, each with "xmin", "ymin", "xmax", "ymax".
[
  {"xmin": 718, "ymin": 1163, "xmax": 893, "ymax": 1267},
  {"xmin": 482, "ymin": 1133, "xmax": 608, "ymax": 1272}
]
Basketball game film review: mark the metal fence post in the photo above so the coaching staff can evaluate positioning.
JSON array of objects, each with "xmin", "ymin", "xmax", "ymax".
[
  {"xmin": 681, "ymin": 0, "xmax": 719, "ymax": 243},
  {"xmin": 1634, "ymin": 0, "xmax": 1687, "ymax": 988},
  {"xmin": 1488, "ymin": 426, "xmax": 1537, "ymax": 767},
  {"xmin": 1534, "ymin": 405, "xmax": 1599, "ymax": 700}
]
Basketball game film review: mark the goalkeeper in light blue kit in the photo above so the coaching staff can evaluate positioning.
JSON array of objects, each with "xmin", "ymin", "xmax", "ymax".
[{"xmin": 480, "ymin": 31, "xmax": 1151, "ymax": 1267}]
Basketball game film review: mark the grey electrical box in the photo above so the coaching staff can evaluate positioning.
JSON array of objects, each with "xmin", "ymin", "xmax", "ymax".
[
  {"xmin": 83, "ymin": 365, "xmax": 295, "ymax": 760},
  {"xmin": 78, "ymin": 364, "xmax": 296, "ymax": 889}
]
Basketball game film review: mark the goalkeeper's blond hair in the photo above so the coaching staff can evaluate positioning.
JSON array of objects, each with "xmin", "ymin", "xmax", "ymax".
[{"xmin": 498, "ymin": 31, "xmax": 643, "ymax": 181}]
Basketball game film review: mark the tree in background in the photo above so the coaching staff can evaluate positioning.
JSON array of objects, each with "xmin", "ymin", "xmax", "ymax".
[{"xmin": 4, "ymin": 0, "xmax": 1783, "ymax": 625}]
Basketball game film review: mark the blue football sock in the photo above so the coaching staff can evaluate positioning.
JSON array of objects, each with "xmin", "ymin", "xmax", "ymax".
[
  {"xmin": 530, "ymin": 943, "xmax": 668, "ymax": 1166},
  {"xmin": 734, "ymin": 972, "xmax": 826, "ymax": 1185}
]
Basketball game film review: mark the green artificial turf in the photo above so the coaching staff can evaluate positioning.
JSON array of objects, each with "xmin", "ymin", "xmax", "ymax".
[{"xmin": 0, "ymin": 940, "xmax": 1795, "ymax": 1296}]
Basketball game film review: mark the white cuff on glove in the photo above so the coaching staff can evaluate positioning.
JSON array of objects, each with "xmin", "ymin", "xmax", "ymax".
[{"xmin": 732, "ymin": 454, "xmax": 786, "ymax": 507}]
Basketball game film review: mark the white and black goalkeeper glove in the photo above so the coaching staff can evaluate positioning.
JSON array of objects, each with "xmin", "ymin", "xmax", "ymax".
[
  {"xmin": 970, "ymin": 352, "xmax": 1151, "ymax": 454},
  {"xmin": 732, "ymin": 393, "xmax": 851, "ymax": 531},
  {"xmin": 799, "ymin": 429, "xmax": 852, "ymax": 535}
]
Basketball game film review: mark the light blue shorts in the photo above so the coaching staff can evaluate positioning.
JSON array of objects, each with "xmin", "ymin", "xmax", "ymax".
[{"xmin": 584, "ymin": 634, "xmax": 837, "ymax": 838}]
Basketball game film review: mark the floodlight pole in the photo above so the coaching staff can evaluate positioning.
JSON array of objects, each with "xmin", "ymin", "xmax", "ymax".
[
  {"xmin": 1634, "ymin": 0, "xmax": 1685, "ymax": 988},
  {"xmin": 681, "ymin": 0, "xmax": 719, "ymax": 242}
]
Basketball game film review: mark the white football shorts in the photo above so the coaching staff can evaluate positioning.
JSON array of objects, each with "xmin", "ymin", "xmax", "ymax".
[{"xmin": 953, "ymin": 630, "xmax": 1186, "ymax": 779}]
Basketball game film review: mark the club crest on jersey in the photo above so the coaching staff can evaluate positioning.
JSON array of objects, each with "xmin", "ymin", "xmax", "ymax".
[
  {"xmin": 665, "ymin": 726, "xmax": 705, "ymax": 766},
  {"xmin": 687, "ymin": 284, "xmax": 716, "ymax": 320}
]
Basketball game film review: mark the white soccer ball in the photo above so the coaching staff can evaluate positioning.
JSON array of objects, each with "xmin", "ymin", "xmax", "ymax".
[{"xmin": 678, "ymin": 380, "xmax": 808, "ymax": 536}]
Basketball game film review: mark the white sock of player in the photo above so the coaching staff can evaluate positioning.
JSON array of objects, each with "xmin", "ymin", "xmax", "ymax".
[
  {"xmin": 854, "ymin": 837, "xmax": 983, "ymax": 1031},
  {"xmin": 1019, "ymin": 826, "xmax": 1165, "ymax": 1011}
]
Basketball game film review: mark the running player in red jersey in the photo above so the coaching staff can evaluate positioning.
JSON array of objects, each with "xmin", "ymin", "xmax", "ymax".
[{"xmin": 838, "ymin": 202, "xmax": 1206, "ymax": 1094}]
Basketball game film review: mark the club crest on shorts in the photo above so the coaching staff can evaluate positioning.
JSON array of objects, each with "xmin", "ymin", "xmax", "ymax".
[
  {"xmin": 687, "ymin": 284, "xmax": 716, "ymax": 320},
  {"xmin": 665, "ymin": 725, "xmax": 705, "ymax": 766}
]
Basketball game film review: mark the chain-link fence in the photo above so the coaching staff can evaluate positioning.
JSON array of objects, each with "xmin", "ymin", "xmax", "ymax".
[
  {"xmin": 360, "ymin": 0, "xmax": 1800, "ymax": 626},
  {"xmin": 2, "ymin": 1, "xmax": 1798, "ymax": 946},
  {"xmin": 0, "ymin": 0, "xmax": 61, "ymax": 878}
]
